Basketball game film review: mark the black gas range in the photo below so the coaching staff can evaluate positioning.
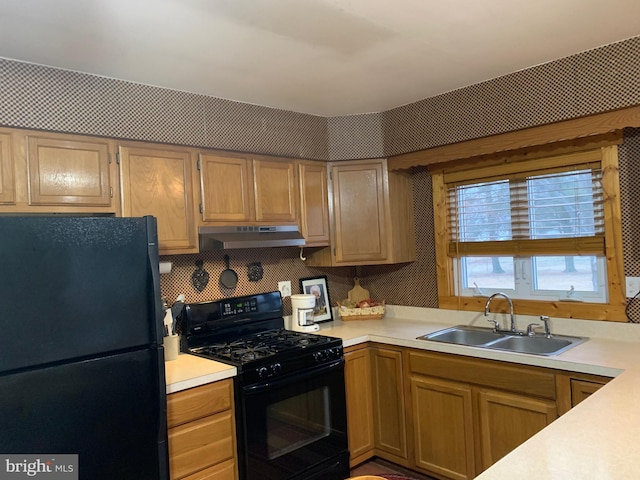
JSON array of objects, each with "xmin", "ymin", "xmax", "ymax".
[
  {"xmin": 181, "ymin": 292, "xmax": 350, "ymax": 480},
  {"xmin": 181, "ymin": 291, "xmax": 344, "ymax": 383}
]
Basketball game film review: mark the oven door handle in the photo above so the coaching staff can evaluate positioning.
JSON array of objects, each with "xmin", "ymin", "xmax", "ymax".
[{"xmin": 243, "ymin": 358, "xmax": 344, "ymax": 394}]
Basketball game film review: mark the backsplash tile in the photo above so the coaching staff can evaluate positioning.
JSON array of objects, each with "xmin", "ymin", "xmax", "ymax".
[{"xmin": 159, "ymin": 248, "xmax": 355, "ymax": 316}]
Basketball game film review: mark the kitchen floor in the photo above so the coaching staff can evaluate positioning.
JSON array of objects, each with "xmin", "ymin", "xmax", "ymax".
[{"xmin": 350, "ymin": 458, "xmax": 436, "ymax": 479}]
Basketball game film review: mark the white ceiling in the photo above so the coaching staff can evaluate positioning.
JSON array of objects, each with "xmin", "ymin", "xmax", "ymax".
[{"xmin": 1, "ymin": 0, "xmax": 640, "ymax": 117}]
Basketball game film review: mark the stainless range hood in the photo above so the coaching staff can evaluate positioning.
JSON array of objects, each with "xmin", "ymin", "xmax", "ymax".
[{"xmin": 199, "ymin": 225, "xmax": 306, "ymax": 250}]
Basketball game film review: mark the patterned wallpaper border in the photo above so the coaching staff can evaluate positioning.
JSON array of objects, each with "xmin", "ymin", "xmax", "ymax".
[
  {"xmin": 378, "ymin": 36, "xmax": 640, "ymax": 158},
  {"xmin": 0, "ymin": 58, "xmax": 329, "ymax": 160},
  {"xmin": 1, "ymin": 36, "xmax": 640, "ymax": 161}
]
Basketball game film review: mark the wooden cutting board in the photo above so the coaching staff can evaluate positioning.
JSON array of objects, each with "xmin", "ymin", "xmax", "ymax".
[{"xmin": 347, "ymin": 277, "xmax": 370, "ymax": 303}]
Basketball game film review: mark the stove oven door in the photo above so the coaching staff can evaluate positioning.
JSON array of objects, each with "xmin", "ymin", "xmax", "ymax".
[{"xmin": 239, "ymin": 359, "xmax": 349, "ymax": 480}]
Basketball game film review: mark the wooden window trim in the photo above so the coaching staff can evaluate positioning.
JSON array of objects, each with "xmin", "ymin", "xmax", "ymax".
[
  {"xmin": 439, "ymin": 150, "xmax": 603, "ymax": 184},
  {"xmin": 433, "ymin": 143, "xmax": 626, "ymax": 322}
]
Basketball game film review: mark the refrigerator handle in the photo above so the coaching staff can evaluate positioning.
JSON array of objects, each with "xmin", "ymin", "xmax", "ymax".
[
  {"xmin": 154, "ymin": 345, "xmax": 170, "ymax": 480},
  {"xmin": 145, "ymin": 216, "xmax": 165, "ymax": 345}
]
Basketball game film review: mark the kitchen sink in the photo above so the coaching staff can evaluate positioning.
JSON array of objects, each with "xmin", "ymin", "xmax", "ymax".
[
  {"xmin": 420, "ymin": 326, "xmax": 506, "ymax": 346},
  {"xmin": 487, "ymin": 335, "xmax": 584, "ymax": 355},
  {"xmin": 418, "ymin": 325, "xmax": 587, "ymax": 356}
]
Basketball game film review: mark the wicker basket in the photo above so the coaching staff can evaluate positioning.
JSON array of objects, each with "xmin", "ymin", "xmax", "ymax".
[{"xmin": 337, "ymin": 300, "xmax": 385, "ymax": 321}]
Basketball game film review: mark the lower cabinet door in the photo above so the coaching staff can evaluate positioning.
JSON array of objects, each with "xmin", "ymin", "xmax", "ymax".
[
  {"xmin": 570, "ymin": 378, "xmax": 606, "ymax": 407},
  {"xmin": 181, "ymin": 459, "xmax": 236, "ymax": 480},
  {"xmin": 344, "ymin": 347, "xmax": 374, "ymax": 466},
  {"xmin": 371, "ymin": 347, "xmax": 408, "ymax": 464},
  {"xmin": 477, "ymin": 388, "xmax": 557, "ymax": 471},
  {"xmin": 411, "ymin": 376, "xmax": 476, "ymax": 480}
]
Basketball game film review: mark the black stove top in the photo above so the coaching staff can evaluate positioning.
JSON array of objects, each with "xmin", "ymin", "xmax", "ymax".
[
  {"xmin": 188, "ymin": 328, "xmax": 336, "ymax": 365},
  {"xmin": 181, "ymin": 292, "xmax": 344, "ymax": 384}
]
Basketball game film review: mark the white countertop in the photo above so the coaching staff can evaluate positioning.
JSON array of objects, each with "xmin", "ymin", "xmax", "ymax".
[
  {"xmin": 165, "ymin": 305, "xmax": 640, "ymax": 479},
  {"xmin": 164, "ymin": 352, "xmax": 236, "ymax": 394}
]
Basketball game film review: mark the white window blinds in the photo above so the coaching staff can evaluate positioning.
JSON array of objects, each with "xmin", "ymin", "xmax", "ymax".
[{"xmin": 446, "ymin": 164, "xmax": 605, "ymax": 257}]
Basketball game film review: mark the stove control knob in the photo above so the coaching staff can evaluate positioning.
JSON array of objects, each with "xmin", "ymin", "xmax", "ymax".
[
  {"xmin": 313, "ymin": 351, "xmax": 326, "ymax": 362},
  {"xmin": 271, "ymin": 363, "xmax": 282, "ymax": 375},
  {"xmin": 257, "ymin": 367, "xmax": 269, "ymax": 379}
]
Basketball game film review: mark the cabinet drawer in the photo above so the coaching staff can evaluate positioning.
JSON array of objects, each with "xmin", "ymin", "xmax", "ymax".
[
  {"xmin": 167, "ymin": 380, "xmax": 233, "ymax": 428},
  {"xmin": 409, "ymin": 350, "xmax": 556, "ymax": 399},
  {"xmin": 169, "ymin": 411, "xmax": 235, "ymax": 479},
  {"xmin": 181, "ymin": 459, "xmax": 236, "ymax": 480}
]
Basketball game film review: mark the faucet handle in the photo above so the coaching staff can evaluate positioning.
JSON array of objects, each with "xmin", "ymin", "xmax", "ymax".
[
  {"xmin": 539, "ymin": 316, "xmax": 552, "ymax": 338},
  {"xmin": 526, "ymin": 323, "xmax": 541, "ymax": 336},
  {"xmin": 486, "ymin": 319, "xmax": 500, "ymax": 332}
]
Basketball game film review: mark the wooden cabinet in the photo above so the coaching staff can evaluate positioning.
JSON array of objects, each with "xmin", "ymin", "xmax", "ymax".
[
  {"xmin": 253, "ymin": 158, "xmax": 297, "ymax": 222},
  {"xmin": 198, "ymin": 153, "xmax": 253, "ymax": 222},
  {"xmin": 344, "ymin": 344, "xmax": 410, "ymax": 469},
  {"xmin": 371, "ymin": 345, "xmax": 409, "ymax": 465},
  {"xmin": 119, "ymin": 143, "xmax": 197, "ymax": 254},
  {"xmin": 555, "ymin": 372, "xmax": 611, "ymax": 414},
  {"xmin": 198, "ymin": 152, "xmax": 297, "ymax": 225},
  {"xmin": 570, "ymin": 379, "xmax": 605, "ymax": 406},
  {"xmin": 181, "ymin": 460, "xmax": 236, "ymax": 480},
  {"xmin": 332, "ymin": 160, "xmax": 387, "ymax": 263},
  {"xmin": 344, "ymin": 345, "xmax": 374, "ymax": 466},
  {"xmin": 343, "ymin": 344, "xmax": 613, "ymax": 480},
  {"xmin": 26, "ymin": 133, "xmax": 115, "ymax": 208},
  {"xmin": 477, "ymin": 388, "xmax": 556, "ymax": 470},
  {"xmin": 0, "ymin": 128, "xmax": 119, "ymax": 214},
  {"xmin": 167, "ymin": 380, "xmax": 237, "ymax": 480},
  {"xmin": 305, "ymin": 158, "xmax": 415, "ymax": 266},
  {"xmin": 411, "ymin": 376, "xmax": 475, "ymax": 480},
  {"xmin": 408, "ymin": 349, "xmax": 558, "ymax": 478},
  {"xmin": 0, "ymin": 132, "xmax": 15, "ymax": 204},
  {"xmin": 297, "ymin": 160, "xmax": 330, "ymax": 246}
]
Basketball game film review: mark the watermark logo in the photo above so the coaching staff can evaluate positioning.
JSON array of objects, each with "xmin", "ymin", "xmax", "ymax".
[{"xmin": 0, "ymin": 455, "xmax": 77, "ymax": 479}]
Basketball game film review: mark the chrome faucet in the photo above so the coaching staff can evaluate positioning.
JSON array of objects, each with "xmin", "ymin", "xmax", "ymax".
[{"xmin": 484, "ymin": 292, "xmax": 516, "ymax": 333}]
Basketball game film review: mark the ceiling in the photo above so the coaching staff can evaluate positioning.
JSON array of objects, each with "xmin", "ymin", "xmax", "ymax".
[{"xmin": 1, "ymin": 0, "xmax": 640, "ymax": 117}]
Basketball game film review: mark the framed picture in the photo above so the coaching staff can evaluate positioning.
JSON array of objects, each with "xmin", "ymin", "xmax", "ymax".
[{"xmin": 299, "ymin": 276, "xmax": 333, "ymax": 323}]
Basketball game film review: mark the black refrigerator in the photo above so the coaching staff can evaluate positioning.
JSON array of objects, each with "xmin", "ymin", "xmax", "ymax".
[{"xmin": 0, "ymin": 216, "xmax": 169, "ymax": 480}]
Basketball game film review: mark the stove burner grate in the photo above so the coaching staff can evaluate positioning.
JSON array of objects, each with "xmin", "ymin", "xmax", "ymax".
[{"xmin": 190, "ymin": 329, "xmax": 336, "ymax": 365}]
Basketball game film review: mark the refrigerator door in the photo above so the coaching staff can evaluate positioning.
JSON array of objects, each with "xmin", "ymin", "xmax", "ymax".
[
  {"xmin": 0, "ymin": 216, "xmax": 163, "ymax": 372},
  {"xmin": 0, "ymin": 347, "xmax": 168, "ymax": 480}
]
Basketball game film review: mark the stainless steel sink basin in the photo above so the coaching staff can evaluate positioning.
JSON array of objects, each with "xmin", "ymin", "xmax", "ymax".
[
  {"xmin": 420, "ymin": 326, "xmax": 505, "ymax": 346},
  {"xmin": 418, "ymin": 325, "xmax": 586, "ymax": 356},
  {"xmin": 489, "ymin": 335, "xmax": 586, "ymax": 355}
]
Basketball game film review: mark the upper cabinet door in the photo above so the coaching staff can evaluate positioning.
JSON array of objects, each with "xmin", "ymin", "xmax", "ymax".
[
  {"xmin": 27, "ymin": 134, "xmax": 113, "ymax": 207},
  {"xmin": 119, "ymin": 144, "xmax": 197, "ymax": 254},
  {"xmin": 199, "ymin": 153, "xmax": 253, "ymax": 223},
  {"xmin": 305, "ymin": 157, "xmax": 415, "ymax": 266},
  {"xmin": 331, "ymin": 160, "xmax": 388, "ymax": 264},
  {"xmin": 0, "ymin": 132, "xmax": 15, "ymax": 205},
  {"xmin": 198, "ymin": 154, "xmax": 297, "ymax": 225},
  {"xmin": 253, "ymin": 158, "xmax": 297, "ymax": 223},
  {"xmin": 298, "ymin": 161, "xmax": 330, "ymax": 246}
]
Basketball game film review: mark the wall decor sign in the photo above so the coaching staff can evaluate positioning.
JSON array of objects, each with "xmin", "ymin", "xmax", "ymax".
[{"xmin": 191, "ymin": 259, "xmax": 209, "ymax": 292}]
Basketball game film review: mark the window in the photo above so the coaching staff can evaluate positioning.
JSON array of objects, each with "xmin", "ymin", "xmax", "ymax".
[
  {"xmin": 432, "ymin": 145, "xmax": 626, "ymax": 321},
  {"xmin": 451, "ymin": 167, "xmax": 607, "ymax": 302}
]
